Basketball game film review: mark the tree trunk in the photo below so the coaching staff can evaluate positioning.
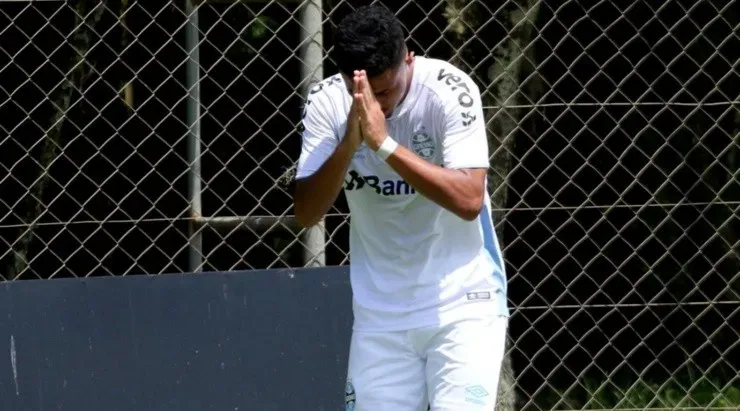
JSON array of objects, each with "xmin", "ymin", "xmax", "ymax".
[
  {"xmin": 489, "ymin": 5, "xmax": 541, "ymax": 411},
  {"xmin": 445, "ymin": 0, "xmax": 543, "ymax": 409},
  {"xmin": 119, "ymin": 0, "xmax": 135, "ymax": 111},
  {"xmin": 6, "ymin": 1, "xmax": 106, "ymax": 279}
]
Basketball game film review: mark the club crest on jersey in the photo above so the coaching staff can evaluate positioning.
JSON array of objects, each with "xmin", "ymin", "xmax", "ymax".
[{"xmin": 411, "ymin": 129, "xmax": 435, "ymax": 161}]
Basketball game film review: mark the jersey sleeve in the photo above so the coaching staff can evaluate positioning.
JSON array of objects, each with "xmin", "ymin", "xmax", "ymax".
[
  {"xmin": 295, "ymin": 92, "xmax": 339, "ymax": 180},
  {"xmin": 439, "ymin": 73, "xmax": 489, "ymax": 170}
]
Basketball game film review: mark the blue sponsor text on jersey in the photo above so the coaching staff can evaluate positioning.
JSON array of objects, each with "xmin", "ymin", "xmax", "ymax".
[{"xmin": 344, "ymin": 170, "xmax": 416, "ymax": 196}]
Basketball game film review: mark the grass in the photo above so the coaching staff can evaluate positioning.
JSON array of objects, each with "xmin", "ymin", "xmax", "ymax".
[{"xmin": 524, "ymin": 376, "xmax": 740, "ymax": 410}]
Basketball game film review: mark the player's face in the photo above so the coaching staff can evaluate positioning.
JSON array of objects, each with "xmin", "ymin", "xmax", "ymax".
[{"xmin": 367, "ymin": 52, "xmax": 414, "ymax": 117}]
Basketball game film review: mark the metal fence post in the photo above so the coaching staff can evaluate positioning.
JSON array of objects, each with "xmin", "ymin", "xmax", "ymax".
[
  {"xmin": 184, "ymin": 0, "xmax": 324, "ymax": 269},
  {"xmin": 297, "ymin": 0, "xmax": 326, "ymax": 268},
  {"xmin": 185, "ymin": 0, "xmax": 204, "ymax": 273}
]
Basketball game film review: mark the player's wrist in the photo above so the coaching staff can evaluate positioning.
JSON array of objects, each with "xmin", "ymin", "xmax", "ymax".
[
  {"xmin": 374, "ymin": 135, "xmax": 398, "ymax": 161},
  {"xmin": 340, "ymin": 131, "xmax": 362, "ymax": 152}
]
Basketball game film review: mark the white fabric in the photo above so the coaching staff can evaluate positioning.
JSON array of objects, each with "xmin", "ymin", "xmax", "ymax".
[
  {"xmin": 345, "ymin": 314, "xmax": 508, "ymax": 411},
  {"xmin": 296, "ymin": 56, "xmax": 509, "ymax": 332}
]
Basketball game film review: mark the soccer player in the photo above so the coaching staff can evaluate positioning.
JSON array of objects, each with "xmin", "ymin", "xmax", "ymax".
[{"xmin": 293, "ymin": 4, "xmax": 509, "ymax": 410}]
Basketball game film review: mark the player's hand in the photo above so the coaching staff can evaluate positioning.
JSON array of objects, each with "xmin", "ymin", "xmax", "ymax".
[
  {"xmin": 342, "ymin": 71, "xmax": 363, "ymax": 152},
  {"xmin": 345, "ymin": 99, "xmax": 363, "ymax": 151},
  {"xmin": 354, "ymin": 70, "xmax": 387, "ymax": 151}
]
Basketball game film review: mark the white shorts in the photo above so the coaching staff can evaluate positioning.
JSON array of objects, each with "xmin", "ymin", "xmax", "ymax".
[{"xmin": 344, "ymin": 315, "xmax": 508, "ymax": 411}]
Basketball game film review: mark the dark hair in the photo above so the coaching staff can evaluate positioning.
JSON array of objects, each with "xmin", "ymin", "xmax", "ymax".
[{"xmin": 331, "ymin": 4, "xmax": 406, "ymax": 77}]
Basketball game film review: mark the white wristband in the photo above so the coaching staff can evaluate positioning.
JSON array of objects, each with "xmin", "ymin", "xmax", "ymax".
[{"xmin": 375, "ymin": 136, "xmax": 398, "ymax": 161}]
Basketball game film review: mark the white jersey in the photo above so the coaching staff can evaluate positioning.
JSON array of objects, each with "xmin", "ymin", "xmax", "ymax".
[{"xmin": 296, "ymin": 56, "xmax": 508, "ymax": 332}]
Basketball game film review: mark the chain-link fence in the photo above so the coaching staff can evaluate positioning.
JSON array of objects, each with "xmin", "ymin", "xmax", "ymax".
[{"xmin": 1, "ymin": 0, "xmax": 738, "ymax": 410}]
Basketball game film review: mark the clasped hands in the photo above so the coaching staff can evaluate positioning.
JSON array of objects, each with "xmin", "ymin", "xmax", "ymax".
[{"xmin": 347, "ymin": 70, "xmax": 388, "ymax": 152}]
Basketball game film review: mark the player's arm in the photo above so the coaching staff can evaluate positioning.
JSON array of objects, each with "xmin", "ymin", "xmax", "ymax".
[
  {"xmin": 385, "ymin": 146, "xmax": 486, "ymax": 221},
  {"xmin": 354, "ymin": 71, "xmax": 488, "ymax": 221},
  {"xmin": 293, "ymin": 88, "xmax": 362, "ymax": 228}
]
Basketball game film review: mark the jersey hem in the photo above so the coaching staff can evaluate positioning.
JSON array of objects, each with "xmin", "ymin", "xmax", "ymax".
[{"xmin": 350, "ymin": 294, "xmax": 510, "ymax": 333}]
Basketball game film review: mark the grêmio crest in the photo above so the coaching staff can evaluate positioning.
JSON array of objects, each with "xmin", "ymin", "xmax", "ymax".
[{"xmin": 411, "ymin": 128, "xmax": 435, "ymax": 161}]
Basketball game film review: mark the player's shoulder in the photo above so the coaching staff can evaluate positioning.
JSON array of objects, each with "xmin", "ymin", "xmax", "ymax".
[
  {"xmin": 415, "ymin": 57, "xmax": 479, "ymax": 92},
  {"xmin": 301, "ymin": 73, "xmax": 348, "ymax": 121},
  {"xmin": 414, "ymin": 56, "xmax": 481, "ymax": 109},
  {"xmin": 305, "ymin": 73, "xmax": 346, "ymax": 104}
]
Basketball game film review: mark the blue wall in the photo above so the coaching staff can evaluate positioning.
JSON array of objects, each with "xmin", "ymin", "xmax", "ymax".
[{"xmin": 0, "ymin": 267, "xmax": 353, "ymax": 411}]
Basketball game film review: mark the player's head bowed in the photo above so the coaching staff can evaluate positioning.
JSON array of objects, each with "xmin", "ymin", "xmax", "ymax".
[{"xmin": 332, "ymin": 4, "xmax": 415, "ymax": 117}]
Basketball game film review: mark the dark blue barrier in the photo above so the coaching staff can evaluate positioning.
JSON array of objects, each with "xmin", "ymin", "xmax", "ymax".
[{"xmin": 0, "ymin": 267, "xmax": 352, "ymax": 411}]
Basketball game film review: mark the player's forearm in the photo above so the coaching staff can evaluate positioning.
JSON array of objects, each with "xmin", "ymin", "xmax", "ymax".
[
  {"xmin": 293, "ymin": 140, "xmax": 355, "ymax": 228},
  {"xmin": 385, "ymin": 145, "xmax": 484, "ymax": 221}
]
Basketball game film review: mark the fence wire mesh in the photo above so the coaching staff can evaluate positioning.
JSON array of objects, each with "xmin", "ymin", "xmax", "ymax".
[{"xmin": 1, "ymin": 0, "xmax": 738, "ymax": 410}]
